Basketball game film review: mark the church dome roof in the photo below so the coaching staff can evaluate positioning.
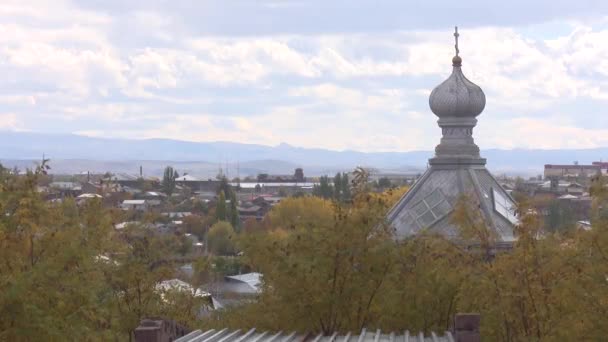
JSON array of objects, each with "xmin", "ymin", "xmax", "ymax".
[{"xmin": 428, "ymin": 48, "xmax": 485, "ymax": 118}]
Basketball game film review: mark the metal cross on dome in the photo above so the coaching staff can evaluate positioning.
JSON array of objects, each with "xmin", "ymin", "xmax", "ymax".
[{"xmin": 454, "ymin": 26, "xmax": 459, "ymax": 56}]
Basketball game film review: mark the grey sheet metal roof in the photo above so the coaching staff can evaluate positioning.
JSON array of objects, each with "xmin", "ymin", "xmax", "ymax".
[
  {"xmin": 175, "ymin": 328, "xmax": 455, "ymax": 342},
  {"xmin": 387, "ymin": 167, "xmax": 516, "ymax": 242}
]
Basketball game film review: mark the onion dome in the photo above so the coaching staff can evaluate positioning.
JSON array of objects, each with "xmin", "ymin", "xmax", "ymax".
[{"xmin": 429, "ymin": 28, "xmax": 485, "ymax": 118}]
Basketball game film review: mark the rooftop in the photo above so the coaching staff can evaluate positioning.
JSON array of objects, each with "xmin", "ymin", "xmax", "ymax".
[
  {"xmin": 174, "ymin": 328, "xmax": 456, "ymax": 342},
  {"xmin": 77, "ymin": 193, "xmax": 102, "ymax": 199},
  {"xmin": 123, "ymin": 199, "xmax": 146, "ymax": 204},
  {"xmin": 225, "ymin": 272, "xmax": 262, "ymax": 293},
  {"xmin": 156, "ymin": 279, "xmax": 210, "ymax": 299}
]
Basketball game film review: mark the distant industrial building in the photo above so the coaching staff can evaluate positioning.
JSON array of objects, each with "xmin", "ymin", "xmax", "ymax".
[{"xmin": 544, "ymin": 164, "xmax": 602, "ymax": 179}]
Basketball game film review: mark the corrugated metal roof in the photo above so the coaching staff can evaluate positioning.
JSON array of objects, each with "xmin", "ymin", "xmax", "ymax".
[
  {"xmin": 225, "ymin": 273, "xmax": 262, "ymax": 292},
  {"xmin": 177, "ymin": 175, "xmax": 199, "ymax": 182},
  {"xmin": 175, "ymin": 328, "xmax": 455, "ymax": 342},
  {"xmin": 123, "ymin": 199, "xmax": 146, "ymax": 204}
]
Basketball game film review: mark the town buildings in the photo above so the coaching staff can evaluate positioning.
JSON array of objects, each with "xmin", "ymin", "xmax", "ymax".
[{"xmin": 544, "ymin": 163, "xmax": 603, "ymax": 178}]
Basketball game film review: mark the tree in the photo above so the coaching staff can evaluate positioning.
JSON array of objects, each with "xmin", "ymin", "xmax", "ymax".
[
  {"xmin": 178, "ymin": 235, "xmax": 194, "ymax": 256},
  {"xmin": 341, "ymin": 173, "xmax": 351, "ymax": 202},
  {"xmin": 228, "ymin": 190, "xmax": 401, "ymax": 333},
  {"xmin": 266, "ymin": 196, "xmax": 334, "ymax": 230},
  {"xmin": 207, "ymin": 221, "xmax": 236, "ymax": 255},
  {"xmin": 378, "ymin": 177, "xmax": 392, "ymax": 189},
  {"xmin": 333, "ymin": 172, "xmax": 342, "ymax": 201},
  {"xmin": 182, "ymin": 214, "xmax": 206, "ymax": 239},
  {"xmin": 228, "ymin": 190, "xmax": 240, "ymax": 232},
  {"xmin": 0, "ymin": 160, "xmax": 116, "ymax": 340},
  {"xmin": 351, "ymin": 166, "xmax": 370, "ymax": 194},
  {"xmin": 313, "ymin": 176, "xmax": 333, "ymax": 199},
  {"xmin": 217, "ymin": 176, "xmax": 231, "ymax": 195},
  {"xmin": 162, "ymin": 166, "xmax": 177, "ymax": 196},
  {"xmin": 546, "ymin": 199, "xmax": 575, "ymax": 233},
  {"xmin": 216, "ymin": 191, "xmax": 227, "ymax": 221},
  {"xmin": 242, "ymin": 217, "xmax": 264, "ymax": 234},
  {"xmin": 0, "ymin": 161, "xmax": 210, "ymax": 340}
]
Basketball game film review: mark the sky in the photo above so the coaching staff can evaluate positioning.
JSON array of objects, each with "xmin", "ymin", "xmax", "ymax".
[{"xmin": 3, "ymin": 0, "xmax": 608, "ymax": 152}]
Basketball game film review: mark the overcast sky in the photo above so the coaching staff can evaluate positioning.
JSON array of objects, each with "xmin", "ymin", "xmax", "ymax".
[{"xmin": 3, "ymin": 0, "xmax": 608, "ymax": 152}]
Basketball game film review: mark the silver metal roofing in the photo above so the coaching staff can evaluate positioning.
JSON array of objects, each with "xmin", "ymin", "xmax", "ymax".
[
  {"xmin": 428, "ymin": 58, "xmax": 485, "ymax": 119},
  {"xmin": 175, "ymin": 328, "xmax": 455, "ymax": 342},
  {"xmin": 429, "ymin": 28, "xmax": 485, "ymax": 119},
  {"xmin": 388, "ymin": 28, "xmax": 516, "ymax": 242},
  {"xmin": 387, "ymin": 167, "xmax": 516, "ymax": 242}
]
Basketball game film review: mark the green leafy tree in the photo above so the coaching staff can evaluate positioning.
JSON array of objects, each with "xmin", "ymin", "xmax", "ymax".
[
  {"xmin": 217, "ymin": 176, "xmax": 231, "ymax": 195},
  {"xmin": 313, "ymin": 176, "xmax": 333, "ymax": 199},
  {"xmin": 341, "ymin": 173, "xmax": 351, "ymax": 202},
  {"xmin": 546, "ymin": 200, "xmax": 575, "ymax": 233},
  {"xmin": 207, "ymin": 221, "xmax": 236, "ymax": 255},
  {"xmin": 333, "ymin": 172, "xmax": 342, "ymax": 201},
  {"xmin": 228, "ymin": 190, "xmax": 240, "ymax": 232},
  {"xmin": 378, "ymin": 177, "xmax": 392, "ymax": 189},
  {"xmin": 162, "ymin": 166, "xmax": 178, "ymax": 196},
  {"xmin": 216, "ymin": 191, "xmax": 227, "ymax": 221}
]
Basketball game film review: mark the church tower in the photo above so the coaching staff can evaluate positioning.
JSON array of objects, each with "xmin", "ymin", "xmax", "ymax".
[{"xmin": 387, "ymin": 28, "xmax": 517, "ymax": 242}]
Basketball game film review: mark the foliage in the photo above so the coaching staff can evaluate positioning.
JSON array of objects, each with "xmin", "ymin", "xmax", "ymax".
[
  {"xmin": 0, "ymin": 162, "xmax": 205, "ymax": 340},
  {"xmin": 313, "ymin": 175, "xmax": 333, "ymax": 199},
  {"xmin": 266, "ymin": 196, "xmax": 334, "ymax": 230},
  {"xmin": 545, "ymin": 199, "xmax": 576, "ymax": 233},
  {"xmin": 333, "ymin": 172, "xmax": 342, "ymax": 200},
  {"xmin": 178, "ymin": 234, "xmax": 194, "ymax": 256},
  {"xmin": 351, "ymin": 166, "xmax": 370, "ymax": 194},
  {"xmin": 340, "ymin": 173, "xmax": 351, "ymax": 201},
  {"xmin": 182, "ymin": 214, "xmax": 206, "ymax": 239},
  {"xmin": 228, "ymin": 190, "xmax": 240, "ymax": 232},
  {"xmin": 216, "ymin": 191, "xmax": 227, "ymax": 221},
  {"xmin": 217, "ymin": 176, "xmax": 231, "ymax": 196},
  {"xmin": 314, "ymin": 173, "xmax": 351, "ymax": 202},
  {"xmin": 5, "ymin": 159, "xmax": 608, "ymax": 341},
  {"xmin": 377, "ymin": 177, "xmax": 392, "ymax": 189},
  {"xmin": 204, "ymin": 181, "xmax": 608, "ymax": 341},
  {"xmin": 208, "ymin": 221, "xmax": 237, "ymax": 255},
  {"xmin": 213, "ymin": 189, "xmax": 405, "ymax": 333}
]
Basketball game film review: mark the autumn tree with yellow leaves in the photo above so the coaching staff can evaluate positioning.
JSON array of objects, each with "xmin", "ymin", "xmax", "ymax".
[
  {"xmin": 203, "ymin": 176, "xmax": 608, "ymax": 341},
  {"xmin": 0, "ymin": 161, "xmax": 205, "ymax": 340}
]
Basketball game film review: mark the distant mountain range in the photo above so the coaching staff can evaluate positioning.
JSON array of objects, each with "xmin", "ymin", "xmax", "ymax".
[{"xmin": 1, "ymin": 131, "xmax": 607, "ymax": 177}]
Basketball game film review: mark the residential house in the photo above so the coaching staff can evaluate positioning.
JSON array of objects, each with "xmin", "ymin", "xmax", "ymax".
[
  {"xmin": 138, "ymin": 191, "xmax": 166, "ymax": 206},
  {"xmin": 121, "ymin": 199, "xmax": 148, "ymax": 211},
  {"xmin": 81, "ymin": 182, "xmax": 102, "ymax": 194},
  {"xmin": 566, "ymin": 182, "xmax": 586, "ymax": 196},
  {"xmin": 76, "ymin": 193, "xmax": 102, "ymax": 205},
  {"xmin": 205, "ymin": 272, "xmax": 262, "ymax": 310},
  {"xmin": 237, "ymin": 205, "xmax": 266, "ymax": 221}
]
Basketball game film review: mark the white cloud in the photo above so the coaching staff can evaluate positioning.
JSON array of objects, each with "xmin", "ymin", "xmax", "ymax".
[
  {"xmin": 2, "ymin": 0, "xmax": 608, "ymax": 153},
  {"xmin": 0, "ymin": 113, "xmax": 21, "ymax": 130},
  {"xmin": 478, "ymin": 117, "xmax": 608, "ymax": 149}
]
